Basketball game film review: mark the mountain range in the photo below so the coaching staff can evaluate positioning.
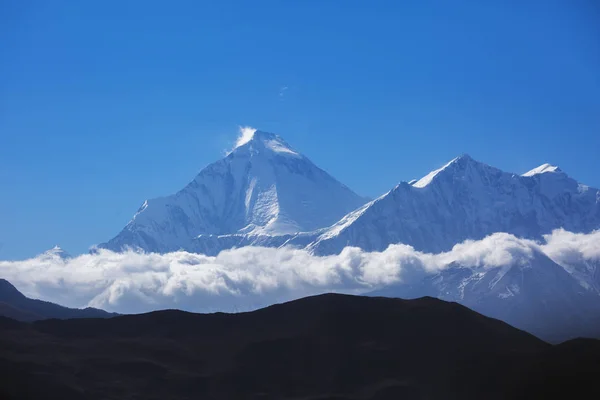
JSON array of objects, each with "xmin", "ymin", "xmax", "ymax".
[
  {"xmin": 305, "ymin": 154, "xmax": 600, "ymax": 255},
  {"xmin": 100, "ymin": 130, "xmax": 599, "ymax": 256},
  {"xmin": 46, "ymin": 129, "xmax": 600, "ymax": 341}
]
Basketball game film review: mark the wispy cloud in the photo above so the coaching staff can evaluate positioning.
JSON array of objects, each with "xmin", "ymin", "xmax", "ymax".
[
  {"xmin": 1, "ymin": 230, "xmax": 598, "ymax": 314},
  {"xmin": 279, "ymin": 86, "xmax": 288, "ymax": 99}
]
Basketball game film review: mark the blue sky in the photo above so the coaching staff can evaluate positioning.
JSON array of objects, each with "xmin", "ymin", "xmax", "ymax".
[{"xmin": 1, "ymin": 0, "xmax": 599, "ymax": 259}]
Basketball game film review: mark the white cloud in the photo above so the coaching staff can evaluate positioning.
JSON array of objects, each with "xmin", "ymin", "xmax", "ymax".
[
  {"xmin": 1, "ymin": 230, "xmax": 598, "ymax": 314},
  {"xmin": 539, "ymin": 229, "xmax": 600, "ymax": 291},
  {"xmin": 436, "ymin": 233, "xmax": 538, "ymax": 269},
  {"xmin": 541, "ymin": 229, "xmax": 600, "ymax": 263}
]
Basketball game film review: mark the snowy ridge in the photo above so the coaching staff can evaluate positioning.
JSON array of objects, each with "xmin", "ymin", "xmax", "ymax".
[
  {"xmin": 522, "ymin": 163, "xmax": 561, "ymax": 177},
  {"xmin": 412, "ymin": 156, "xmax": 461, "ymax": 188},
  {"xmin": 306, "ymin": 154, "xmax": 600, "ymax": 255}
]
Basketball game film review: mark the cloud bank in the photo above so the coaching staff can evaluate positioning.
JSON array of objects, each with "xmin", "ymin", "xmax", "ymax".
[{"xmin": 1, "ymin": 230, "xmax": 599, "ymax": 314}]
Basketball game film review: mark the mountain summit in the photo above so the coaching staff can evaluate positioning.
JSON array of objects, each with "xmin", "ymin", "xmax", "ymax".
[
  {"xmin": 522, "ymin": 163, "xmax": 562, "ymax": 177},
  {"xmin": 229, "ymin": 128, "xmax": 300, "ymax": 157},
  {"xmin": 100, "ymin": 130, "xmax": 367, "ymax": 253}
]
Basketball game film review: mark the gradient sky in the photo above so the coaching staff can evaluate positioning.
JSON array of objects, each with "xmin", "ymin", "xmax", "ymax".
[{"xmin": 1, "ymin": 0, "xmax": 599, "ymax": 259}]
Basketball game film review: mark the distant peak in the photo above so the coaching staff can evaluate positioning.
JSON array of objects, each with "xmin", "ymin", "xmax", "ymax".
[
  {"xmin": 522, "ymin": 163, "xmax": 562, "ymax": 177},
  {"xmin": 39, "ymin": 245, "xmax": 72, "ymax": 260}
]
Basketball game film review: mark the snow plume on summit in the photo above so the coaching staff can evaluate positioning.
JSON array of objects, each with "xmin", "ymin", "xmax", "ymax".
[
  {"xmin": 234, "ymin": 126, "xmax": 257, "ymax": 149},
  {"xmin": 2, "ymin": 230, "xmax": 599, "ymax": 317}
]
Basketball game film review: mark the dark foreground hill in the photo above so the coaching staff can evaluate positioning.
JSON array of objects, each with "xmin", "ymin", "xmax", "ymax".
[
  {"xmin": 0, "ymin": 293, "xmax": 598, "ymax": 399},
  {"xmin": 0, "ymin": 279, "xmax": 117, "ymax": 321}
]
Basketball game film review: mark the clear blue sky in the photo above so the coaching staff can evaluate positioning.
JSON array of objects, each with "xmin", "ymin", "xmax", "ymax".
[{"xmin": 1, "ymin": 0, "xmax": 599, "ymax": 259}]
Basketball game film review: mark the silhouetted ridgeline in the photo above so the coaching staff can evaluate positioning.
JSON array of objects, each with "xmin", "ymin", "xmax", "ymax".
[{"xmin": 0, "ymin": 293, "xmax": 598, "ymax": 399}]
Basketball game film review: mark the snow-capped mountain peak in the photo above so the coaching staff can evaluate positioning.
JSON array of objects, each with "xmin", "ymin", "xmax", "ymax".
[
  {"xmin": 411, "ymin": 153, "xmax": 504, "ymax": 190},
  {"xmin": 522, "ymin": 163, "xmax": 562, "ymax": 177},
  {"xmin": 100, "ymin": 129, "xmax": 368, "ymax": 253}
]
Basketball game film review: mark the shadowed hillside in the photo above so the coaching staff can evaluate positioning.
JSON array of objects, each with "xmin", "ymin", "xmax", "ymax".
[
  {"xmin": 0, "ymin": 293, "xmax": 598, "ymax": 399},
  {"xmin": 0, "ymin": 279, "xmax": 116, "ymax": 321}
]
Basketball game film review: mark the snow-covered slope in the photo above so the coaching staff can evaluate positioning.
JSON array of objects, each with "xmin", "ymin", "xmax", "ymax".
[
  {"xmin": 369, "ymin": 244, "xmax": 600, "ymax": 342},
  {"xmin": 100, "ymin": 130, "xmax": 367, "ymax": 253},
  {"xmin": 306, "ymin": 154, "xmax": 600, "ymax": 255}
]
